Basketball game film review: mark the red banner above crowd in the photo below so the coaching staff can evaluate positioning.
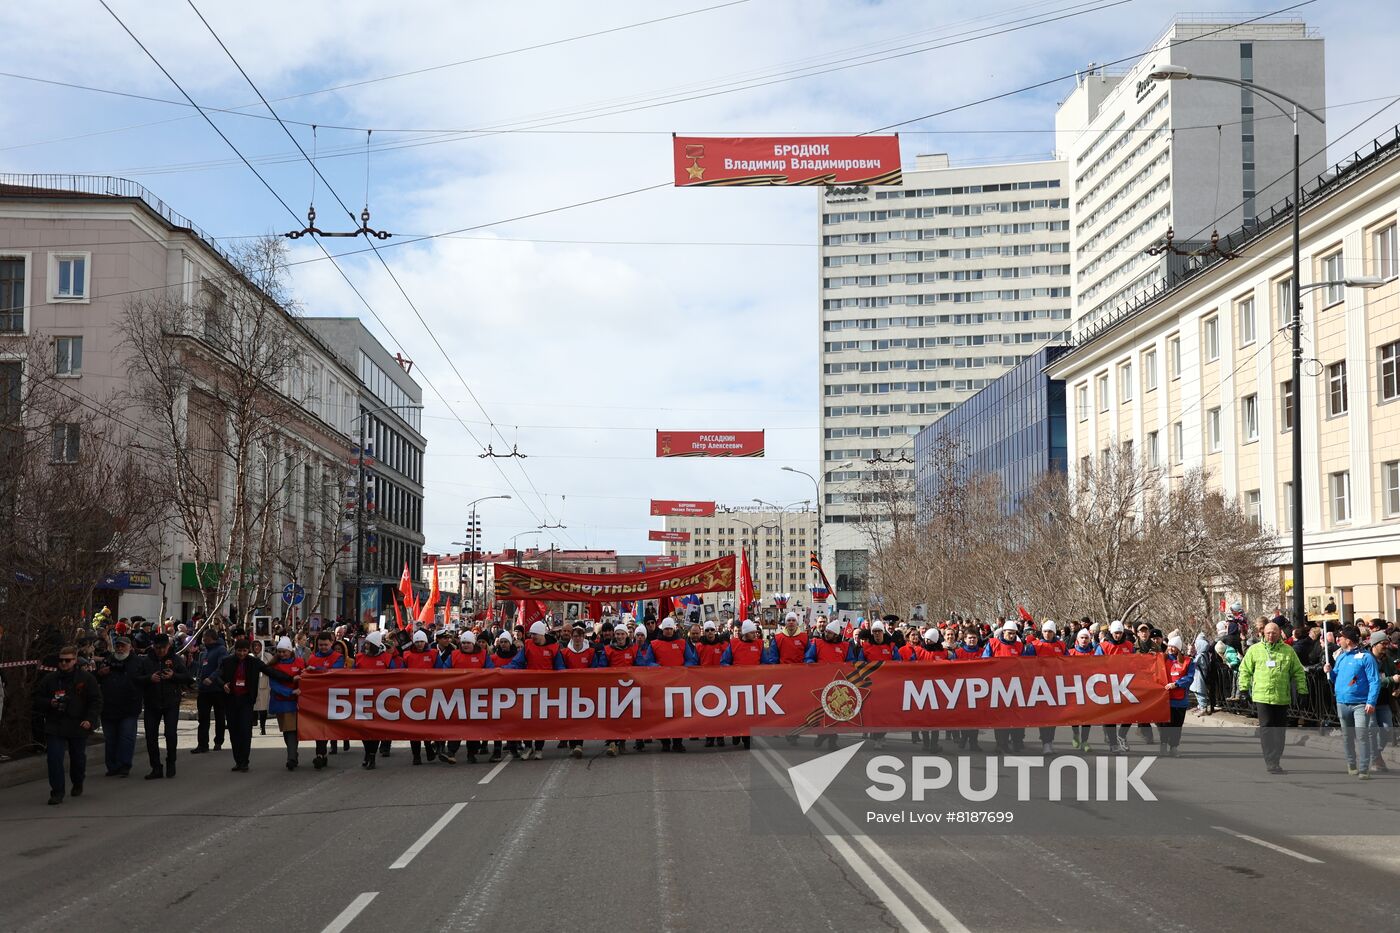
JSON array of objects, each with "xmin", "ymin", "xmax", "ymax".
[
  {"xmin": 648, "ymin": 530, "xmax": 691, "ymax": 542},
  {"xmin": 494, "ymin": 555, "xmax": 735, "ymax": 602},
  {"xmin": 650, "ymin": 499, "xmax": 717, "ymax": 517},
  {"xmin": 673, "ymin": 135, "xmax": 902, "ymax": 187},
  {"xmin": 656, "ymin": 431, "xmax": 764, "ymax": 458},
  {"xmin": 298, "ymin": 655, "xmax": 1171, "ymax": 741}
]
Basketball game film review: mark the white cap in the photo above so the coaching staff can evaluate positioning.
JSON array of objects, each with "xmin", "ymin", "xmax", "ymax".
[
  {"xmin": 412, "ymin": 630, "xmax": 428, "ymax": 643},
  {"xmin": 496, "ymin": 632, "xmax": 513, "ymax": 644},
  {"xmin": 1230, "ymin": 601, "xmax": 1243, "ymax": 613},
  {"xmin": 529, "ymin": 621, "xmax": 547, "ymax": 637},
  {"xmin": 462, "ymin": 631, "xmax": 477, "ymax": 645},
  {"xmin": 871, "ymin": 620, "xmax": 886, "ymax": 632},
  {"xmin": 741, "ymin": 620, "xmax": 759, "ymax": 635},
  {"xmin": 633, "ymin": 625, "xmax": 648, "ymax": 642},
  {"xmin": 784, "ymin": 612, "xmax": 798, "ymax": 623},
  {"xmin": 276, "ymin": 636, "xmax": 293, "ymax": 651},
  {"xmin": 1167, "ymin": 635, "xmax": 1183, "ymax": 650},
  {"xmin": 365, "ymin": 631, "xmax": 385, "ymax": 649},
  {"xmin": 660, "ymin": 619, "xmax": 676, "ymax": 630},
  {"xmin": 703, "ymin": 620, "xmax": 718, "ymax": 631},
  {"xmin": 825, "ymin": 620, "xmax": 843, "ymax": 635},
  {"xmin": 1109, "ymin": 620, "xmax": 1125, "ymax": 634},
  {"xmin": 1042, "ymin": 620, "xmax": 1057, "ymax": 632},
  {"xmin": 1002, "ymin": 620, "xmax": 1020, "ymax": 633},
  {"xmin": 923, "ymin": 628, "xmax": 941, "ymax": 644},
  {"xmin": 1216, "ymin": 620, "xmax": 1229, "ymax": 634}
]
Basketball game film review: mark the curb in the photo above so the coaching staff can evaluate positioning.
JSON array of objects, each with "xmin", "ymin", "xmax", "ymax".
[
  {"xmin": 1187, "ymin": 708, "xmax": 1368, "ymax": 755},
  {"xmin": 0, "ymin": 734, "xmax": 106, "ymax": 791}
]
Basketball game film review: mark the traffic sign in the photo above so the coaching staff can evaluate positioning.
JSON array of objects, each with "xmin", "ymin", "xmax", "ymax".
[{"xmin": 282, "ymin": 582, "xmax": 305, "ymax": 606}]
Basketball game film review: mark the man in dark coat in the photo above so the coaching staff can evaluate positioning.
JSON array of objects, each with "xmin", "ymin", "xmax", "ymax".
[
  {"xmin": 94, "ymin": 634, "xmax": 147, "ymax": 776},
  {"xmin": 141, "ymin": 634, "xmax": 193, "ymax": 779},
  {"xmin": 33, "ymin": 646, "xmax": 102, "ymax": 805}
]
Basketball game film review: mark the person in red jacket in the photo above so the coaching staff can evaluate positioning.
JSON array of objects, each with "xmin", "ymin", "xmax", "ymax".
[
  {"xmin": 693, "ymin": 621, "xmax": 729, "ymax": 748},
  {"xmin": 303, "ymin": 631, "xmax": 346, "ymax": 770},
  {"xmin": 1097, "ymin": 620, "xmax": 1134, "ymax": 754},
  {"xmin": 981, "ymin": 620, "xmax": 1035, "ymax": 753},
  {"xmin": 559, "ymin": 622, "xmax": 600, "ymax": 758},
  {"xmin": 806, "ymin": 620, "xmax": 862, "ymax": 749},
  {"xmin": 1030, "ymin": 620, "xmax": 1067, "ymax": 753},
  {"xmin": 503, "ymin": 621, "xmax": 563, "ymax": 760},
  {"xmin": 860, "ymin": 620, "xmax": 900, "ymax": 749},
  {"xmin": 1066, "ymin": 628, "xmax": 1098, "ymax": 750},
  {"xmin": 949, "ymin": 627, "xmax": 985, "ymax": 752},
  {"xmin": 647, "ymin": 618, "xmax": 697, "ymax": 752},
  {"xmin": 399, "ymin": 630, "xmax": 439, "ymax": 765},
  {"xmin": 772, "ymin": 613, "xmax": 810, "ymax": 665},
  {"xmin": 600, "ymin": 621, "xmax": 653, "ymax": 757},
  {"xmin": 439, "ymin": 631, "xmax": 489, "ymax": 764},
  {"xmin": 903, "ymin": 627, "xmax": 948, "ymax": 751},
  {"xmin": 487, "ymin": 633, "xmax": 524, "ymax": 763},
  {"xmin": 354, "ymin": 631, "xmax": 401, "ymax": 770},
  {"xmin": 718, "ymin": 620, "xmax": 771, "ymax": 750}
]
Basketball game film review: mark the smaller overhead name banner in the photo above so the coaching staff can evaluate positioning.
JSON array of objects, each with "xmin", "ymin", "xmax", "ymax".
[
  {"xmin": 673, "ymin": 135, "xmax": 902, "ymax": 187},
  {"xmin": 649, "ymin": 530, "xmax": 691, "ymax": 542},
  {"xmin": 650, "ymin": 500, "xmax": 717, "ymax": 517}
]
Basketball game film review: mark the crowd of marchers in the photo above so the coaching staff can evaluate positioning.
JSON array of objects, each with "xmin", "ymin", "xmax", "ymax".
[{"xmin": 23, "ymin": 604, "xmax": 1400, "ymax": 806}]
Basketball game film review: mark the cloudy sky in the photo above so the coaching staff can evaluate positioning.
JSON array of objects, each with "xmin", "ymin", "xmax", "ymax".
[{"xmin": 1, "ymin": 0, "xmax": 1393, "ymax": 557}]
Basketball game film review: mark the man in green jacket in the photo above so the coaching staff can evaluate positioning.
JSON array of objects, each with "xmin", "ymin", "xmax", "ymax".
[{"xmin": 1238, "ymin": 621, "xmax": 1308, "ymax": 774}]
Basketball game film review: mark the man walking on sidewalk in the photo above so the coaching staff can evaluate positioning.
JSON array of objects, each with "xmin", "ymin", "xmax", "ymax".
[
  {"xmin": 141, "ymin": 634, "xmax": 192, "ymax": 779},
  {"xmin": 192, "ymin": 629, "xmax": 228, "ymax": 754},
  {"xmin": 1326, "ymin": 624, "xmax": 1381, "ymax": 780},
  {"xmin": 1238, "ymin": 621, "xmax": 1308, "ymax": 774}
]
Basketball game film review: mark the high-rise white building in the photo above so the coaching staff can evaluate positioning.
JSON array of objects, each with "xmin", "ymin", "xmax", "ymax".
[
  {"xmin": 1057, "ymin": 17, "xmax": 1325, "ymax": 334},
  {"xmin": 817, "ymin": 155, "xmax": 1072, "ymax": 609}
]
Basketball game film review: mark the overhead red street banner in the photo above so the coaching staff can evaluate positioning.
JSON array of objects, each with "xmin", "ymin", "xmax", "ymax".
[
  {"xmin": 650, "ymin": 499, "xmax": 717, "ymax": 517},
  {"xmin": 298, "ymin": 655, "xmax": 1170, "ymax": 741},
  {"xmin": 673, "ymin": 136, "xmax": 902, "ymax": 187},
  {"xmin": 644, "ymin": 556, "xmax": 680, "ymax": 569},
  {"xmin": 495, "ymin": 555, "xmax": 734, "ymax": 601},
  {"xmin": 648, "ymin": 529, "xmax": 691, "ymax": 542},
  {"xmin": 656, "ymin": 430, "xmax": 764, "ymax": 458}
]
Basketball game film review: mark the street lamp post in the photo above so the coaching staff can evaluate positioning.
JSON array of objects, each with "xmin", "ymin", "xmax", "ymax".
[
  {"xmin": 783, "ymin": 461, "xmax": 850, "ymax": 606},
  {"xmin": 456, "ymin": 495, "xmax": 511, "ymax": 616},
  {"xmin": 354, "ymin": 403, "xmax": 423, "ymax": 626},
  {"xmin": 754, "ymin": 498, "xmax": 809, "ymax": 600}
]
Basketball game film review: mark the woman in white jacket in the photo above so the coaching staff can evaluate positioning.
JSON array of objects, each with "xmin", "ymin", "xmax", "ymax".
[{"xmin": 251, "ymin": 639, "xmax": 273, "ymax": 735}]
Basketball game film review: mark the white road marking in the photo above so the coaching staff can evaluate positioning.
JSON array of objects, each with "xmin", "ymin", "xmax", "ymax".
[
  {"xmin": 751, "ymin": 747, "xmax": 962, "ymax": 933},
  {"xmin": 321, "ymin": 892, "xmax": 378, "ymax": 933},
  {"xmin": 478, "ymin": 757, "xmax": 511, "ymax": 784},
  {"xmin": 1211, "ymin": 825, "xmax": 1323, "ymax": 864},
  {"xmin": 390, "ymin": 802, "xmax": 469, "ymax": 869}
]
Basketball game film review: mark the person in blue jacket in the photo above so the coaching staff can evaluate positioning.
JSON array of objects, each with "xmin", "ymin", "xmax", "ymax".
[
  {"xmin": 1327, "ymin": 623, "xmax": 1382, "ymax": 779},
  {"xmin": 1157, "ymin": 635, "xmax": 1196, "ymax": 756}
]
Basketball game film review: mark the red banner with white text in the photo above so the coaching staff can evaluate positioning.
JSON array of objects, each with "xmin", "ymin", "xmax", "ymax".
[
  {"xmin": 649, "ymin": 530, "xmax": 691, "ymax": 542},
  {"xmin": 673, "ymin": 136, "xmax": 902, "ymax": 187},
  {"xmin": 494, "ymin": 555, "xmax": 734, "ymax": 602},
  {"xmin": 650, "ymin": 499, "xmax": 717, "ymax": 517},
  {"xmin": 656, "ymin": 430, "xmax": 764, "ymax": 458},
  {"xmin": 297, "ymin": 655, "xmax": 1170, "ymax": 741}
]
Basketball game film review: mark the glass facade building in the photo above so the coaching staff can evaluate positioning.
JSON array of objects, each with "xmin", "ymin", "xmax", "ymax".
[{"xmin": 914, "ymin": 345, "xmax": 1069, "ymax": 514}]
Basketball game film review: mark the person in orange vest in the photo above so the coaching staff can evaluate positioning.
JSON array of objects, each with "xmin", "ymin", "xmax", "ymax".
[
  {"xmin": 859, "ymin": 620, "xmax": 900, "ymax": 749},
  {"xmin": 1158, "ymin": 635, "xmax": 1195, "ymax": 757},
  {"xmin": 501, "ymin": 620, "xmax": 563, "ymax": 759},
  {"xmin": 439, "ymin": 630, "xmax": 490, "ymax": 764},
  {"xmin": 902, "ymin": 627, "xmax": 949, "ymax": 751},
  {"xmin": 806, "ymin": 620, "xmax": 862, "ymax": 750},
  {"xmin": 1030, "ymin": 620, "xmax": 1067, "ymax": 753},
  {"xmin": 693, "ymin": 621, "xmax": 729, "ymax": 748},
  {"xmin": 949, "ymin": 626, "xmax": 985, "ymax": 752},
  {"xmin": 353, "ymin": 631, "xmax": 401, "ymax": 769},
  {"xmin": 772, "ymin": 613, "xmax": 810, "ymax": 664},
  {"xmin": 487, "ymin": 632, "xmax": 524, "ymax": 763},
  {"xmin": 1096, "ymin": 620, "xmax": 1135, "ymax": 754},
  {"xmin": 718, "ymin": 620, "xmax": 770, "ymax": 750},
  {"xmin": 302, "ymin": 631, "xmax": 346, "ymax": 770},
  {"xmin": 600, "ymin": 621, "xmax": 653, "ymax": 757},
  {"xmin": 647, "ymin": 618, "xmax": 697, "ymax": 752},
  {"xmin": 982, "ymin": 620, "xmax": 1034, "ymax": 754},
  {"xmin": 399, "ymin": 629, "xmax": 439, "ymax": 764},
  {"xmin": 559, "ymin": 622, "xmax": 601, "ymax": 758}
]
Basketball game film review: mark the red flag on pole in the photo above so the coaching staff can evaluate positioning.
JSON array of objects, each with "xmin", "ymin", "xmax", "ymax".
[
  {"xmin": 390, "ymin": 590, "xmax": 405, "ymax": 631},
  {"xmin": 417, "ymin": 558, "xmax": 441, "ymax": 623},
  {"xmin": 738, "ymin": 549, "xmax": 755, "ymax": 618},
  {"xmin": 398, "ymin": 562, "xmax": 414, "ymax": 615},
  {"xmin": 1016, "ymin": 604, "xmax": 1034, "ymax": 623}
]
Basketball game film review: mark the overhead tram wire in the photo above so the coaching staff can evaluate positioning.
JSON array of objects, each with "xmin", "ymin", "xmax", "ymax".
[
  {"xmin": 95, "ymin": 1, "xmax": 552, "ymax": 532},
  {"xmin": 181, "ymin": 0, "xmax": 581, "ymax": 546}
]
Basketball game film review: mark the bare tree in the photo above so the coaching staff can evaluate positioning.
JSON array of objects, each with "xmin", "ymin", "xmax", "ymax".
[
  {"xmin": 0, "ymin": 335, "xmax": 163, "ymax": 751},
  {"xmin": 119, "ymin": 236, "xmax": 319, "ymax": 627}
]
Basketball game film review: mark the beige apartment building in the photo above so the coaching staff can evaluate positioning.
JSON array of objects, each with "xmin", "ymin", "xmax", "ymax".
[
  {"xmin": 1049, "ymin": 127, "xmax": 1400, "ymax": 620},
  {"xmin": 663, "ymin": 507, "xmax": 819, "ymax": 613}
]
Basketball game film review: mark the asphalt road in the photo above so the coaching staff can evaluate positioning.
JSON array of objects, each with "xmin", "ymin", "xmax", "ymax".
[{"xmin": 1, "ymin": 721, "xmax": 1397, "ymax": 933}]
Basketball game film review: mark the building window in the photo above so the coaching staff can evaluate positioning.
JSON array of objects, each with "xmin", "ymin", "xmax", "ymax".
[
  {"xmin": 1373, "ymin": 223, "xmax": 1398, "ymax": 280},
  {"xmin": 1142, "ymin": 348, "xmax": 1158, "ymax": 392},
  {"xmin": 1384, "ymin": 460, "xmax": 1400, "ymax": 518},
  {"xmin": 1327, "ymin": 361, "xmax": 1348, "ymax": 416},
  {"xmin": 1172, "ymin": 421, "xmax": 1184, "ymax": 465},
  {"xmin": 1245, "ymin": 489, "xmax": 1262, "ymax": 529},
  {"xmin": 1380, "ymin": 340, "xmax": 1400, "ymax": 402},
  {"xmin": 0, "ymin": 360, "xmax": 21, "ymax": 421},
  {"xmin": 1236, "ymin": 296, "xmax": 1256, "ymax": 345},
  {"xmin": 1281, "ymin": 379, "xmax": 1295, "ymax": 431},
  {"xmin": 1330, "ymin": 470, "xmax": 1352, "ymax": 523},
  {"xmin": 1206, "ymin": 407, "xmax": 1222, "ymax": 452},
  {"xmin": 52, "ymin": 423, "xmax": 79, "ymax": 463},
  {"xmin": 1147, "ymin": 430, "xmax": 1160, "ymax": 467},
  {"xmin": 0, "ymin": 257, "xmax": 24, "ymax": 333},
  {"xmin": 1076, "ymin": 384, "xmax": 1088, "ymax": 422},
  {"xmin": 1241, "ymin": 394, "xmax": 1259, "ymax": 442},
  {"xmin": 1096, "ymin": 373, "xmax": 1109, "ymax": 412},
  {"xmin": 1202, "ymin": 316, "xmax": 1220, "ymax": 362},
  {"xmin": 1275, "ymin": 277, "xmax": 1295, "ymax": 329},
  {"xmin": 1282, "ymin": 481, "xmax": 1294, "ymax": 532},
  {"xmin": 55, "ymin": 336, "xmax": 82, "ymax": 376},
  {"xmin": 50, "ymin": 253, "xmax": 88, "ymax": 300},
  {"xmin": 1321, "ymin": 251, "xmax": 1344, "ymax": 305},
  {"xmin": 1119, "ymin": 362, "xmax": 1133, "ymax": 402},
  {"xmin": 1169, "ymin": 336, "xmax": 1182, "ymax": 379},
  {"xmin": 1080, "ymin": 455, "xmax": 1091, "ymax": 477}
]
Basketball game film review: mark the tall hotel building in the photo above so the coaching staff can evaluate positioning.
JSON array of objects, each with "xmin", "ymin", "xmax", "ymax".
[{"xmin": 818, "ymin": 154, "xmax": 1071, "ymax": 609}]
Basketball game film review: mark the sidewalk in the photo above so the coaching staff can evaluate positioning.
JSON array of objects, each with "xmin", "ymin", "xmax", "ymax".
[{"xmin": 1188, "ymin": 705, "xmax": 1352, "ymax": 754}]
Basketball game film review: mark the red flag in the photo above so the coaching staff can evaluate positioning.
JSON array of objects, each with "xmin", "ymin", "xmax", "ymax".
[
  {"xmin": 390, "ymin": 590, "xmax": 405, "ymax": 630},
  {"xmin": 1016, "ymin": 604, "xmax": 1034, "ymax": 623},
  {"xmin": 398, "ymin": 562, "xmax": 414, "ymax": 612},
  {"xmin": 737, "ymin": 549, "xmax": 755, "ymax": 617},
  {"xmin": 417, "ymin": 558, "xmax": 441, "ymax": 623}
]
